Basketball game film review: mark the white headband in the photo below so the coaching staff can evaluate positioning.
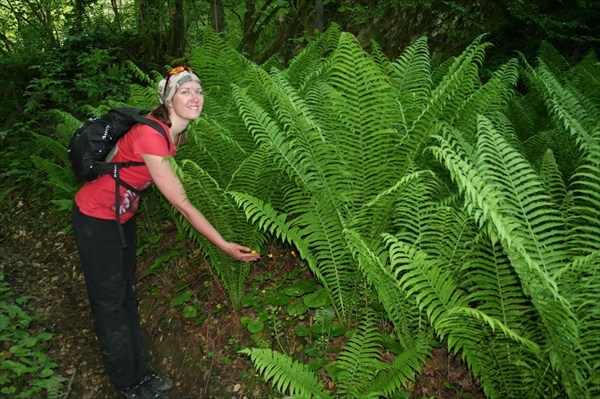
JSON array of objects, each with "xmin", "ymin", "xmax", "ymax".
[{"xmin": 157, "ymin": 69, "xmax": 201, "ymax": 105}]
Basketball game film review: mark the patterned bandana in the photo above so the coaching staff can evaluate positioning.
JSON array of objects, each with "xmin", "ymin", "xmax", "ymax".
[{"xmin": 157, "ymin": 67, "xmax": 201, "ymax": 105}]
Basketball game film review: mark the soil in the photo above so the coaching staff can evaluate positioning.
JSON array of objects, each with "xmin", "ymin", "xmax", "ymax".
[{"xmin": 0, "ymin": 192, "xmax": 485, "ymax": 399}]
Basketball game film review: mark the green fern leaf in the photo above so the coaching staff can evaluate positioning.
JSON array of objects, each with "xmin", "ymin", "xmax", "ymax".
[
  {"xmin": 328, "ymin": 313, "xmax": 384, "ymax": 397},
  {"xmin": 241, "ymin": 348, "xmax": 330, "ymax": 398},
  {"xmin": 567, "ymin": 132, "xmax": 600, "ymax": 253}
]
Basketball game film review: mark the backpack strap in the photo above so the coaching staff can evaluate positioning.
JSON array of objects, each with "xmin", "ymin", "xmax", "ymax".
[
  {"xmin": 112, "ymin": 164, "xmax": 144, "ymax": 248},
  {"xmin": 107, "ymin": 109, "xmax": 171, "ymax": 247},
  {"xmin": 113, "ymin": 108, "xmax": 171, "ymax": 150}
]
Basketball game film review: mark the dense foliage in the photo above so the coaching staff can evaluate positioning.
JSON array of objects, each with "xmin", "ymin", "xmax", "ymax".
[
  {"xmin": 1, "ymin": 1, "xmax": 599, "ymax": 398},
  {"xmin": 26, "ymin": 25, "xmax": 600, "ymax": 398}
]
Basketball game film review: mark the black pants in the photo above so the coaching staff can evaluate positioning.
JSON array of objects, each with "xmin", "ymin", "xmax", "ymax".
[{"xmin": 72, "ymin": 205, "xmax": 148, "ymax": 389}]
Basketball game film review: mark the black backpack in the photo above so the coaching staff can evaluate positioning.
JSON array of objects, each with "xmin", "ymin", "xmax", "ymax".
[
  {"xmin": 68, "ymin": 107, "xmax": 170, "ymax": 247},
  {"xmin": 68, "ymin": 107, "xmax": 169, "ymax": 181}
]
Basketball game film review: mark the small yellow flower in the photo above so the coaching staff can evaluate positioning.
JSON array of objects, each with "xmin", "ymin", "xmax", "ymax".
[
  {"xmin": 251, "ymin": 249, "xmax": 257, "ymax": 254},
  {"xmin": 267, "ymin": 253, "xmax": 274, "ymax": 258}
]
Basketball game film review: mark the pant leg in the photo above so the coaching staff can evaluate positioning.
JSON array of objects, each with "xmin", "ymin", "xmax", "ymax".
[
  {"xmin": 121, "ymin": 214, "xmax": 149, "ymax": 380},
  {"xmin": 71, "ymin": 205, "xmax": 148, "ymax": 389}
]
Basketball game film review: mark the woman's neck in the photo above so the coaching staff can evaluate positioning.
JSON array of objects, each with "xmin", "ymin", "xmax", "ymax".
[{"xmin": 169, "ymin": 116, "xmax": 190, "ymax": 143}]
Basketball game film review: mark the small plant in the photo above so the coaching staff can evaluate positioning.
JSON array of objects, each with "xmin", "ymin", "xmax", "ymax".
[{"xmin": 0, "ymin": 273, "xmax": 66, "ymax": 398}]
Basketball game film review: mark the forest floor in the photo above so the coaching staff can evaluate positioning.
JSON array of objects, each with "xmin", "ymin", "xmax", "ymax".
[{"xmin": 0, "ymin": 191, "xmax": 485, "ymax": 399}]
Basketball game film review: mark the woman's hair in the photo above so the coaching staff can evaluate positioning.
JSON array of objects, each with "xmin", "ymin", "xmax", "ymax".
[{"xmin": 151, "ymin": 104, "xmax": 171, "ymax": 127}]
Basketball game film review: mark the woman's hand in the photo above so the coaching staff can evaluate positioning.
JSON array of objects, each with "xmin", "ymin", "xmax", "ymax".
[
  {"xmin": 222, "ymin": 242, "xmax": 261, "ymax": 263},
  {"xmin": 143, "ymin": 154, "xmax": 261, "ymax": 263}
]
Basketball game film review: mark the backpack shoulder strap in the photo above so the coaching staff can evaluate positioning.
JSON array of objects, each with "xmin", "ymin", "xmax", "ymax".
[{"xmin": 112, "ymin": 107, "xmax": 171, "ymax": 150}]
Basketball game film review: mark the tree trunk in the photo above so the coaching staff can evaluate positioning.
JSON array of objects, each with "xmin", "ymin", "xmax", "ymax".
[
  {"xmin": 72, "ymin": 0, "xmax": 86, "ymax": 32},
  {"xmin": 256, "ymin": 0, "xmax": 312, "ymax": 64},
  {"xmin": 209, "ymin": 0, "xmax": 226, "ymax": 35},
  {"xmin": 172, "ymin": 0, "xmax": 185, "ymax": 57},
  {"xmin": 136, "ymin": 0, "xmax": 168, "ymax": 64},
  {"xmin": 110, "ymin": 0, "xmax": 122, "ymax": 31},
  {"xmin": 312, "ymin": 0, "xmax": 323, "ymax": 33}
]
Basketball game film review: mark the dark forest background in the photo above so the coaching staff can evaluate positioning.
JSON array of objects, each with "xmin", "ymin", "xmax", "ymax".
[{"xmin": 1, "ymin": 0, "xmax": 598, "ymax": 132}]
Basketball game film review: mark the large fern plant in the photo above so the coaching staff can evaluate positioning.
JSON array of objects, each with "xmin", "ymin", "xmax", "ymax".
[
  {"xmin": 428, "ymin": 46, "xmax": 599, "ymax": 397},
  {"xmin": 227, "ymin": 29, "xmax": 516, "ymax": 397},
  {"xmin": 224, "ymin": 27, "xmax": 599, "ymax": 399}
]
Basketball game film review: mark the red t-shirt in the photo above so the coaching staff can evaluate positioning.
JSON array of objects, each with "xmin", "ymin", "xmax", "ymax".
[{"xmin": 74, "ymin": 116, "xmax": 174, "ymax": 223}]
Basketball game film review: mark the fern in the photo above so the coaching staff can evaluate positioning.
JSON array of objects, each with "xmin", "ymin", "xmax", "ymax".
[
  {"xmin": 431, "ymin": 117, "xmax": 592, "ymax": 398},
  {"xmin": 241, "ymin": 348, "xmax": 331, "ymax": 399},
  {"xmin": 344, "ymin": 228, "xmax": 422, "ymax": 346},
  {"xmin": 538, "ymin": 149, "xmax": 569, "ymax": 211},
  {"xmin": 326, "ymin": 313, "xmax": 384, "ymax": 397},
  {"xmin": 521, "ymin": 56, "xmax": 599, "ymax": 153},
  {"xmin": 233, "ymin": 79, "xmax": 360, "ymax": 322},
  {"xmin": 124, "ymin": 60, "xmax": 156, "ymax": 86},
  {"xmin": 555, "ymin": 251, "xmax": 600, "ymax": 397},
  {"xmin": 389, "ymin": 36, "xmax": 431, "ymax": 128},
  {"xmin": 170, "ymin": 158, "xmax": 262, "ymax": 307},
  {"xmin": 474, "ymin": 116, "xmax": 570, "ymax": 275},
  {"xmin": 284, "ymin": 23, "xmax": 341, "ymax": 87},
  {"xmin": 399, "ymin": 36, "xmax": 492, "ymax": 163},
  {"xmin": 567, "ymin": 132, "xmax": 600, "ymax": 253}
]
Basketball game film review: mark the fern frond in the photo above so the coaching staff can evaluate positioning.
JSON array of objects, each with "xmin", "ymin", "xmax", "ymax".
[
  {"xmin": 474, "ymin": 115, "xmax": 569, "ymax": 274},
  {"xmin": 188, "ymin": 26, "xmax": 251, "ymax": 110},
  {"xmin": 233, "ymin": 83, "xmax": 319, "ymax": 191},
  {"xmin": 285, "ymin": 23, "xmax": 341, "ymax": 87},
  {"xmin": 401, "ymin": 36, "xmax": 491, "ymax": 162},
  {"xmin": 48, "ymin": 109, "xmax": 85, "ymax": 145},
  {"xmin": 384, "ymin": 235, "xmax": 468, "ymax": 326},
  {"xmin": 123, "ymin": 60, "xmax": 155, "ymax": 85},
  {"xmin": 344, "ymin": 228, "xmax": 430, "ymax": 364},
  {"xmin": 30, "ymin": 155, "xmax": 78, "ymax": 200},
  {"xmin": 50, "ymin": 198, "xmax": 74, "ymax": 212},
  {"xmin": 536, "ymin": 41, "xmax": 571, "ymax": 76},
  {"xmin": 450, "ymin": 239, "xmax": 546, "ymax": 398},
  {"xmin": 431, "ymin": 123, "xmax": 590, "ymax": 398},
  {"xmin": 351, "ymin": 170, "xmax": 431, "ymax": 242},
  {"xmin": 570, "ymin": 50, "xmax": 600, "ymax": 109},
  {"xmin": 556, "ymin": 251, "xmax": 600, "ymax": 396},
  {"xmin": 229, "ymin": 192, "xmax": 323, "ymax": 281},
  {"xmin": 453, "ymin": 58, "xmax": 519, "ymax": 141},
  {"xmin": 127, "ymin": 83, "xmax": 158, "ymax": 109},
  {"xmin": 229, "ymin": 145, "xmax": 288, "ymax": 212},
  {"xmin": 390, "ymin": 36, "xmax": 431, "ymax": 127},
  {"xmin": 370, "ymin": 333, "xmax": 431, "ymax": 396},
  {"xmin": 522, "ymin": 57, "xmax": 599, "ymax": 153},
  {"xmin": 327, "ymin": 313, "xmax": 383, "ymax": 397},
  {"xmin": 241, "ymin": 348, "xmax": 330, "ymax": 399},
  {"xmin": 567, "ymin": 131, "xmax": 600, "ymax": 253},
  {"xmin": 267, "ymin": 69, "xmax": 347, "ymax": 207},
  {"xmin": 171, "ymin": 159, "xmax": 260, "ymax": 307},
  {"xmin": 31, "ymin": 133, "xmax": 68, "ymax": 163},
  {"xmin": 178, "ymin": 116, "xmax": 248, "ymax": 186},
  {"xmin": 445, "ymin": 307, "xmax": 539, "ymax": 352},
  {"xmin": 539, "ymin": 149, "xmax": 569, "ymax": 211},
  {"xmin": 325, "ymin": 32, "xmax": 404, "ymax": 200}
]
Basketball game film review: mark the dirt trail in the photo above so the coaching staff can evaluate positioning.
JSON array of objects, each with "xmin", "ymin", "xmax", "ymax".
[
  {"xmin": 1, "ymin": 209, "xmax": 119, "ymax": 398},
  {"xmin": 0, "ymin": 200, "xmax": 244, "ymax": 399}
]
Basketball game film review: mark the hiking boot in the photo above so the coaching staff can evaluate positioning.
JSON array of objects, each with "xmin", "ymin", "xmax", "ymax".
[
  {"xmin": 145, "ymin": 371, "xmax": 174, "ymax": 391},
  {"xmin": 119, "ymin": 379, "xmax": 170, "ymax": 399}
]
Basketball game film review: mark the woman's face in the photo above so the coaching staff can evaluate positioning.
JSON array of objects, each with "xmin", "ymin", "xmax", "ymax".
[{"xmin": 169, "ymin": 80, "xmax": 204, "ymax": 121}]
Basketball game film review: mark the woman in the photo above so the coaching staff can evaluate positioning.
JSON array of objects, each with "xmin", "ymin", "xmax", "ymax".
[{"xmin": 72, "ymin": 66, "xmax": 260, "ymax": 399}]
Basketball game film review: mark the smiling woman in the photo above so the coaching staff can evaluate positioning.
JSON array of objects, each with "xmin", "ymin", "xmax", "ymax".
[{"xmin": 70, "ymin": 66, "xmax": 260, "ymax": 399}]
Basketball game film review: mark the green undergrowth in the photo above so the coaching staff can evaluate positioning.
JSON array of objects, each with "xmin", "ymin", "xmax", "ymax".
[{"xmin": 0, "ymin": 273, "xmax": 66, "ymax": 398}]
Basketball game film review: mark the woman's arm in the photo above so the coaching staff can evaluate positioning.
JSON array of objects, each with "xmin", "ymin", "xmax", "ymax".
[{"xmin": 141, "ymin": 153, "xmax": 260, "ymax": 263}]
